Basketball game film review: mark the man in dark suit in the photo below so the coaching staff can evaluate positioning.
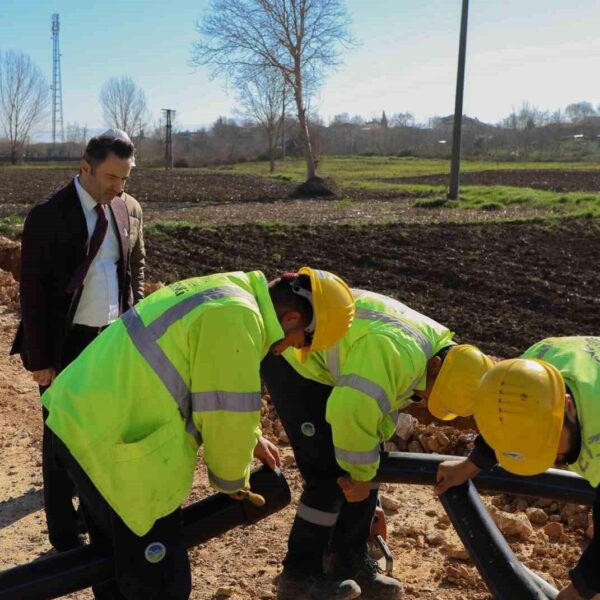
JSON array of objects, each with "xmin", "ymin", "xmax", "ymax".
[{"xmin": 11, "ymin": 131, "xmax": 140, "ymax": 551}]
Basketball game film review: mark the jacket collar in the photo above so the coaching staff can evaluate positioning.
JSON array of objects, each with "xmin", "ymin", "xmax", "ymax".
[{"xmin": 247, "ymin": 271, "xmax": 285, "ymax": 355}]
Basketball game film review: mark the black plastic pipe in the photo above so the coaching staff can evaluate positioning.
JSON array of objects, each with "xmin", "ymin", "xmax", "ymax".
[
  {"xmin": 440, "ymin": 481, "xmax": 553, "ymax": 599},
  {"xmin": 376, "ymin": 452, "xmax": 595, "ymax": 505},
  {"xmin": 0, "ymin": 466, "xmax": 290, "ymax": 600},
  {"xmin": 523, "ymin": 566, "xmax": 558, "ymax": 600}
]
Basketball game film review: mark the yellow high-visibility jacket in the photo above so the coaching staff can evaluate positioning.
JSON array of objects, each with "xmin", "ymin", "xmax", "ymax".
[
  {"xmin": 284, "ymin": 289, "xmax": 454, "ymax": 481},
  {"xmin": 523, "ymin": 336, "xmax": 600, "ymax": 486},
  {"xmin": 42, "ymin": 271, "xmax": 284, "ymax": 536}
]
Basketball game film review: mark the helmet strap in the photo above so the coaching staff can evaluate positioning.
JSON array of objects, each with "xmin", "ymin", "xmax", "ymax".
[{"xmin": 290, "ymin": 277, "xmax": 316, "ymax": 333}]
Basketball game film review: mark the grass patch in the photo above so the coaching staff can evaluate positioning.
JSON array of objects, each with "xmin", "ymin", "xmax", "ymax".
[
  {"xmin": 226, "ymin": 156, "xmax": 600, "ymax": 184},
  {"xmin": 0, "ymin": 215, "xmax": 25, "ymax": 238},
  {"xmin": 479, "ymin": 202, "xmax": 504, "ymax": 211},
  {"xmin": 414, "ymin": 198, "xmax": 448, "ymax": 209},
  {"xmin": 145, "ymin": 220, "xmax": 202, "ymax": 236}
]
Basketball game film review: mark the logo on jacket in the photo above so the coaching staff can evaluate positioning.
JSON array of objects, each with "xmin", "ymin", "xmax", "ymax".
[
  {"xmin": 144, "ymin": 542, "xmax": 167, "ymax": 563},
  {"xmin": 301, "ymin": 422, "xmax": 316, "ymax": 437}
]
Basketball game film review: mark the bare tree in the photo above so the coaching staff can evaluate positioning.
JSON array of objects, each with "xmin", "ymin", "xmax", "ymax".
[
  {"xmin": 0, "ymin": 50, "xmax": 48, "ymax": 164},
  {"xmin": 565, "ymin": 101, "xmax": 597, "ymax": 123},
  {"xmin": 99, "ymin": 76, "xmax": 150, "ymax": 137},
  {"xmin": 237, "ymin": 68, "xmax": 289, "ymax": 172},
  {"xmin": 192, "ymin": 0, "xmax": 354, "ymax": 185}
]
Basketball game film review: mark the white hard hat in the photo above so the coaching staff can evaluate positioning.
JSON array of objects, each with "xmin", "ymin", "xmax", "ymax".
[{"xmin": 100, "ymin": 128, "xmax": 136, "ymax": 166}]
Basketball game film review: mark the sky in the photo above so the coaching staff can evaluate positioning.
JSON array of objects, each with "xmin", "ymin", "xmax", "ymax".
[{"xmin": 1, "ymin": 0, "xmax": 599, "ymax": 141}]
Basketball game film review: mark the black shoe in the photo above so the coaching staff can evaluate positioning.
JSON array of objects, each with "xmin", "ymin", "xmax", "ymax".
[
  {"xmin": 307, "ymin": 576, "xmax": 361, "ymax": 600},
  {"xmin": 277, "ymin": 567, "xmax": 315, "ymax": 600},
  {"xmin": 277, "ymin": 566, "xmax": 360, "ymax": 600},
  {"xmin": 325, "ymin": 551, "xmax": 403, "ymax": 600},
  {"xmin": 50, "ymin": 533, "xmax": 86, "ymax": 552}
]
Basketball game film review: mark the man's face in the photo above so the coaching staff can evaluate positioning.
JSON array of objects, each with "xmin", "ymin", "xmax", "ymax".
[
  {"xmin": 411, "ymin": 356, "xmax": 443, "ymax": 401},
  {"xmin": 80, "ymin": 152, "xmax": 133, "ymax": 204},
  {"xmin": 270, "ymin": 310, "xmax": 311, "ymax": 356},
  {"xmin": 555, "ymin": 395, "xmax": 579, "ymax": 465}
]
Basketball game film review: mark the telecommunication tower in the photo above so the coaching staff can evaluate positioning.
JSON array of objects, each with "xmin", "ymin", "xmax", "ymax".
[{"xmin": 51, "ymin": 13, "xmax": 64, "ymax": 144}]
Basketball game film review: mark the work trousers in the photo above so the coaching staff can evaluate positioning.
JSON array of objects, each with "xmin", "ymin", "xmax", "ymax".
[
  {"xmin": 41, "ymin": 324, "xmax": 102, "ymax": 550},
  {"xmin": 261, "ymin": 353, "xmax": 378, "ymax": 577},
  {"xmin": 53, "ymin": 434, "xmax": 191, "ymax": 600}
]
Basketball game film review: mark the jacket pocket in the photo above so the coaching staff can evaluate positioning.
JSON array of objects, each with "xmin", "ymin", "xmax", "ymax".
[{"xmin": 113, "ymin": 420, "xmax": 179, "ymax": 463}]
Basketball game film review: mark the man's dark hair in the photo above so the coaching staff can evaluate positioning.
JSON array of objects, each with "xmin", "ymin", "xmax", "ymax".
[
  {"xmin": 82, "ymin": 135, "xmax": 135, "ymax": 171},
  {"xmin": 436, "ymin": 345, "xmax": 454, "ymax": 361},
  {"xmin": 269, "ymin": 273, "xmax": 313, "ymax": 324}
]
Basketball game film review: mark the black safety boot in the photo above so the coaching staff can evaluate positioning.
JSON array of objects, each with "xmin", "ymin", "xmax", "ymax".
[
  {"xmin": 276, "ymin": 567, "xmax": 315, "ymax": 600},
  {"xmin": 326, "ymin": 551, "xmax": 403, "ymax": 600},
  {"xmin": 277, "ymin": 567, "xmax": 361, "ymax": 600},
  {"xmin": 308, "ymin": 576, "xmax": 361, "ymax": 600}
]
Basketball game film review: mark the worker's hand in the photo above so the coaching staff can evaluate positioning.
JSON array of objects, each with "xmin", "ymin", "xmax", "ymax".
[
  {"xmin": 253, "ymin": 436, "xmax": 281, "ymax": 470},
  {"xmin": 370, "ymin": 505, "xmax": 387, "ymax": 541},
  {"xmin": 556, "ymin": 583, "xmax": 587, "ymax": 599},
  {"xmin": 337, "ymin": 476, "xmax": 371, "ymax": 503},
  {"xmin": 32, "ymin": 368, "xmax": 56, "ymax": 387},
  {"xmin": 229, "ymin": 488, "xmax": 249, "ymax": 501},
  {"xmin": 435, "ymin": 459, "xmax": 481, "ymax": 495},
  {"xmin": 228, "ymin": 487, "xmax": 266, "ymax": 506}
]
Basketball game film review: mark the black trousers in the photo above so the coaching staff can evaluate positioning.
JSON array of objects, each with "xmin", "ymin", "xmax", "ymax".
[
  {"xmin": 53, "ymin": 435, "xmax": 191, "ymax": 600},
  {"xmin": 41, "ymin": 325, "xmax": 104, "ymax": 550},
  {"xmin": 261, "ymin": 353, "xmax": 378, "ymax": 577}
]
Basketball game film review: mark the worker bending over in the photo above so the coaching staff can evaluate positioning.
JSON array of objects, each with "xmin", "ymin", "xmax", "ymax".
[
  {"xmin": 42, "ymin": 268, "xmax": 354, "ymax": 599},
  {"xmin": 435, "ymin": 336, "xmax": 600, "ymax": 600},
  {"xmin": 262, "ymin": 288, "xmax": 490, "ymax": 599}
]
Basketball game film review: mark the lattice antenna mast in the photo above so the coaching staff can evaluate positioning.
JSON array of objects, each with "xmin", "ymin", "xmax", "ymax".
[{"xmin": 51, "ymin": 14, "xmax": 64, "ymax": 144}]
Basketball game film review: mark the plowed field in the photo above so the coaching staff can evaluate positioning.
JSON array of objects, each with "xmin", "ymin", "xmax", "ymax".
[{"xmin": 1, "ymin": 165, "xmax": 599, "ymax": 599}]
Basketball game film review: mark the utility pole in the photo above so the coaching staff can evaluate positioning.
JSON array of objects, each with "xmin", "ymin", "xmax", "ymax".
[
  {"xmin": 162, "ymin": 108, "xmax": 175, "ymax": 170},
  {"xmin": 448, "ymin": 0, "xmax": 469, "ymax": 200},
  {"xmin": 51, "ymin": 14, "xmax": 64, "ymax": 146},
  {"xmin": 281, "ymin": 84, "xmax": 286, "ymax": 160},
  {"xmin": 138, "ymin": 129, "xmax": 144, "ymax": 162}
]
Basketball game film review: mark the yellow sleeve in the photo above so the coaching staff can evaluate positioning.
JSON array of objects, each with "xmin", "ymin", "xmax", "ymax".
[{"xmin": 189, "ymin": 305, "xmax": 263, "ymax": 493}]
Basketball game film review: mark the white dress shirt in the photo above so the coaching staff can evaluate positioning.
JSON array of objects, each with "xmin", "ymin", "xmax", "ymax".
[{"xmin": 72, "ymin": 176, "xmax": 120, "ymax": 327}]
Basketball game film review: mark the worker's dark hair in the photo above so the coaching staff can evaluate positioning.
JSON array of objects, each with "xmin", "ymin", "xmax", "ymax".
[
  {"xmin": 268, "ymin": 273, "xmax": 313, "ymax": 324},
  {"xmin": 82, "ymin": 136, "xmax": 135, "ymax": 172},
  {"xmin": 436, "ymin": 345, "xmax": 454, "ymax": 361}
]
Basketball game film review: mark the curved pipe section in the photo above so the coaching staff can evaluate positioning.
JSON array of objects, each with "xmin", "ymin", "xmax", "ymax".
[
  {"xmin": 376, "ymin": 452, "xmax": 595, "ymax": 505},
  {"xmin": 440, "ymin": 481, "xmax": 554, "ymax": 599},
  {"xmin": 0, "ymin": 466, "xmax": 290, "ymax": 600}
]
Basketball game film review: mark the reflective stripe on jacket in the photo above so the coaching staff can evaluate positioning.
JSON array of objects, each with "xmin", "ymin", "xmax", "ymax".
[
  {"xmin": 42, "ymin": 271, "xmax": 284, "ymax": 536},
  {"xmin": 283, "ymin": 289, "xmax": 454, "ymax": 481},
  {"xmin": 523, "ymin": 336, "xmax": 600, "ymax": 487}
]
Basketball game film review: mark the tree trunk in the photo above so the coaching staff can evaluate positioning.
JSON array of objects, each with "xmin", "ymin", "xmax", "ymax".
[
  {"xmin": 293, "ymin": 86, "xmax": 316, "ymax": 179},
  {"xmin": 268, "ymin": 130, "xmax": 275, "ymax": 173},
  {"xmin": 9, "ymin": 142, "xmax": 18, "ymax": 165}
]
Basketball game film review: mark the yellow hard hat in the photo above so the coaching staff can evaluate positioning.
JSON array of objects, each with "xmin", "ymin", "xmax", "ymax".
[
  {"xmin": 474, "ymin": 358, "xmax": 565, "ymax": 476},
  {"xmin": 293, "ymin": 267, "xmax": 355, "ymax": 363},
  {"xmin": 428, "ymin": 345, "xmax": 494, "ymax": 420}
]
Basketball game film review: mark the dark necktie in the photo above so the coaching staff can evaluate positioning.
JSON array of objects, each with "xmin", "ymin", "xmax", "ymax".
[{"xmin": 66, "ymin": 204, "xmax": 109, "ymax": 293}]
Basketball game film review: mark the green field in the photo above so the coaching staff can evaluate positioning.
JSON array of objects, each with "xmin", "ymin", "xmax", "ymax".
[
  {"xmin": 3, "ymin": 156, "xmax": 600, "ymax": 219},
  {"xmin": 224, "ymin": 156, "xmax": 600, "ymax": 216},
  {"xmin": 224, "ymin": 155, "xmax": 600, "ymax": 181}
]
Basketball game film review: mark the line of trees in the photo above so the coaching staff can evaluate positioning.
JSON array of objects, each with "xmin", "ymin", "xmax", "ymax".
[{"xmin": 2, "ymin": 26, "xmax": 600, "ymax": 167}]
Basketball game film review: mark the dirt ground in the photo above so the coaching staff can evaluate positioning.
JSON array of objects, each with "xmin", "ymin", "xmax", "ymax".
[
  {"xmin": 0, "ymin": 167, "xmax": 593, "ymax": 226},
  {"xmin": 1, "ymin": 166, "xmax": 599, "ymax": 599},
  {"xmin": 145, "ymin": 218, "xmax": 600, "ymax": 358},
  {"xmin": 379, "ymin": 169, "xmax": 600, "ymax": 193}
]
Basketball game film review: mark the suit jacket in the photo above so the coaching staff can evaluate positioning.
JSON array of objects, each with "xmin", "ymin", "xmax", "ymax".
[
  {"xmin": 122, "ymin": 192, "xmax": 145, "ymax": 304},
  {"xmin": 11, "ymin": 179, "xmax": 133, "ymax": 372}
]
